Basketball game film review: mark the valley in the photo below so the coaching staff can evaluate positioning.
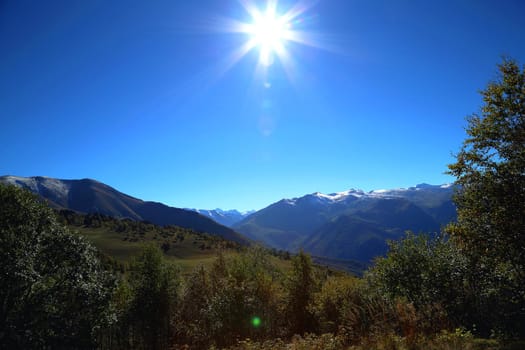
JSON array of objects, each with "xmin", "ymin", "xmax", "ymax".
[{"xmin": 0, "ymin": 175, "xmax": 456, "ymax": 268}]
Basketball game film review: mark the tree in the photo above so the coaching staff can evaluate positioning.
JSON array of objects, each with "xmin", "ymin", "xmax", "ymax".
[
  {"xmin": 447, "ymin": 58, "xmax": 525, "ymax": 336},
  {"xmin": 284, "ymin": 250, "xmax": 317, "ymax": 335},
  {"xmin": 0, "ymin": 184, "xmax": 115, "ymax": 348},
  {"xmin": 366, "ymin": 233, "xmax": 470, "ymax": 327},
  {"xmin": 176, "ymin": 265, "xmax": 213, "ymax": 348},
  {"xmin": 312, "ymin": 275, "xmax": 360, "ymax": 334},
  {"xmin": 127, "ymin": 244, "xmax": 180, "ymax": 349},
  {"xmin": 205, "ymin": 247, "xmax": 282, "ymax": 347}
]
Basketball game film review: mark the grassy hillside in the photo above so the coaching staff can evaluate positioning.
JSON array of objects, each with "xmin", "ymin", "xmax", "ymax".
[{"xmin": 57, "ymin": 210, "xmax": 245, "ymax": 272}]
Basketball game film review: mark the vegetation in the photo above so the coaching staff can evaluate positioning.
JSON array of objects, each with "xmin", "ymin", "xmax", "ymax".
[
  {"xmin": 366, "ymin": 233, "xmax": 468, "ymax": 330},
  {"xmin": 0, "ymin": 184, "xmax": 115, "ymax": 348},
  {"xmin": 364, "ymin": 58, "xmax": 525, "ymax": 343},
  {"xmin": 1, "ymin": 59, "xmax": 523, "ymax": 348},
  {"xmin": 447, "ymin": 58, "xmax": 525, "ymax": 336},
  {"xmin": 56, "ymin": 209, "xmax": 245, "ymax": 272}
]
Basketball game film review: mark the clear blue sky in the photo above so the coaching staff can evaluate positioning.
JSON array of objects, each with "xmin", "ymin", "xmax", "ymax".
[{"xmin": 1, "ymin": 0, "xmax": 524, "ymax": 211}]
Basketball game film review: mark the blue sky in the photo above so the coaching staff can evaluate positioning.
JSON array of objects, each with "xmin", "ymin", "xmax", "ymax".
[{"xmin": 1, "ymin": 0, "xmax": 524, "ymax": 211}]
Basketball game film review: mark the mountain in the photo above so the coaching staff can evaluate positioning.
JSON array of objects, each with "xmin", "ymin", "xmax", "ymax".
[
  {"xmin": 234, "ymin": 184, "xmax": 456, "ymax": 263},
  {"xmin": 189, "ymin": 208, "xmax": 254, "ymax": 227},
  {"xmin": 0, "ymin": 175, "xmax": 249, "ymax": 245},
  {"xmin": 1, "ymin": 175, "xmax": 456, "ymax": 265}
]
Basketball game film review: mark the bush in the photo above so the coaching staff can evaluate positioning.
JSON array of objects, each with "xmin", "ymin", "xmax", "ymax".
[
  {"xmin": 0, "ymin": 184, "xmax": 115, "ymax": 348},
  {"xmin": 366, "ymin": 232, "xmax": 469, "ymax": 330}
]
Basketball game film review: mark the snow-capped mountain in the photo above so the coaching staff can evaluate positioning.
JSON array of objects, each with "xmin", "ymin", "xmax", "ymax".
[
  {"xmin": 190, "ymin": 208, "xmax": 255, "ymax": 227},
  {"xmin": 285, "ymin": 183, "xmax": 454, "ymax": 204},
  {"xmin": 234, "ymin": 184, "xmax": 457, "ymax": 263}
]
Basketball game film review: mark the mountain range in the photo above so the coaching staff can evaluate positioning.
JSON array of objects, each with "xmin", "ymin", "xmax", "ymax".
[
  {"xmin": 233, "ymin": 184, "xmax": 456, "ymax": 263},
  {"xmin": 0, "ymin": 175, "xmax": 249, "ymax": 245},
  {"xmin": 1, "ymin": 175, "xmax": 457, "ymax": 265}
]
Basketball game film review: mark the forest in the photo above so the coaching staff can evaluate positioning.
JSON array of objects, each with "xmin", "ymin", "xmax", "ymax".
[{"xmin": 1, "ymin": 60, "xmax": 523, "ymax": 349}]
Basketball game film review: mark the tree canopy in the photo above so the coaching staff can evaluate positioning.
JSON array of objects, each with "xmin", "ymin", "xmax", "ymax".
[
  {"xmin": 447, "ymin": 58, "xmax": 525, "ymax": 269},
  {"xmin": 0, "ymin": 184, "xmax": 115, "ymax": 348},
  {"xmin": 447, "ymin": 59, "xmax": 525, "ymax": 335}
]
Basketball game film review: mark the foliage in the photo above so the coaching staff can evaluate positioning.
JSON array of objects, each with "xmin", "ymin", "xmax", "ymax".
[
  {"xmin": 56, "ymin": 209, "xmax": 246, "ymax": 275},
  {"xmin": 447, "ymin": 58, "xmax": 525, "ymax": 336},
  {"xmin": 366, "ymin": 232, "xmax": 469, "ymax": 329},
  {"xmin": 447, "ymin": 58, "xmax": 524, "ymax": 266},
  {"xmin": 284, "ymin": 250, "xmax": 318, "ymax": 336},
  {"xmin": 312, "ymin": 275, "xmax": 360, "ymax": 334},
  {"xmin": 360, "ymin": 59, "xmax": 525, "ymax": 340},
  {"xmin": 174, "ymin": 246, "xmax": 284, "ymax": 348},
  {"xmin": 228, "ymin": 333, "xmax": 345, "ymax": 350},
  {"xmin": 116, "ymin": 244, "xmax": 180, "ymax": 349},
  {"xmin": 311, "ymin": 274, "xmax": 418, "ymax": 343},
  {"xmin": 175, "ymin": 265, "xmax": 213, "ymax": 348},
  {"xmin": 0, "ymin": 184, "xmax": 115, "ymax": 349},
  {"xmin": 225, "ymin": 331, "xmax": 501, "ymax": 350}
]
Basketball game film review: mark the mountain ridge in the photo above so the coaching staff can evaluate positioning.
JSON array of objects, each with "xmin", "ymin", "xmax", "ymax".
[
  {"xmin": 1, "ymin": 175, "xmax": 457, "ymax": 264},
  {"xmin": 233, "ymin": 183, "xmax": 457, "ymax": 263},
  {"xmin": 0, "ymin": 175, "xmax": 249, "ymax": 245}
]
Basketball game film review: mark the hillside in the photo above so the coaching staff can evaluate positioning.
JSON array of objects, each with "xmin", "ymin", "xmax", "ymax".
[
  {"xmin": 57, "ymin": 209, "xmax": 245, "ymax": 271},
  {"xmin": 0, "ymin": 175, "xmax": 249, "ymax": 245}
]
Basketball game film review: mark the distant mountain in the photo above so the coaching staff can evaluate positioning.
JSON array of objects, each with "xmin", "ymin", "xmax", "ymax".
[
  {"xmin": 234, "ymin": 184, "xmax": 456, "ymax": 263},
  {"xmin": 189, "ymin": 208, "xmax": 255, "ymax": 227},
  {"xmin": 0, "ymin": 175, "xmax": 249, "ymax": 245}
]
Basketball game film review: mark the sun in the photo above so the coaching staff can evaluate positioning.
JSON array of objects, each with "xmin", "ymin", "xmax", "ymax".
[
  {"xmin": 211, "ymin": 0, "xmax": 324, "ymax": 81},
  {"xmin": 231, "ymin": 0, "xmax": 316, "ymax": 71},
  {"xmin": 246, "ymin": 7, "xmax": 291, "ymax": 66}
]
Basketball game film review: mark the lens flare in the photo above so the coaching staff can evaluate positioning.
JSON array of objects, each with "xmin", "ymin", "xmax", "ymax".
[{"xmin": 251, "ymin": 316, "xmax": 262, "ymax": 328}]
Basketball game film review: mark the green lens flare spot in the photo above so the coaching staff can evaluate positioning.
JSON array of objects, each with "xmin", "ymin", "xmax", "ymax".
[{"xmin": 251, "ymin": 316, "xmax": 261, "ymax": 328}]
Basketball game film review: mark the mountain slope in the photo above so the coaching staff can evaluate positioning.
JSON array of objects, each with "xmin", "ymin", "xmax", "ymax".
[
  {"xmin": 301, "ymin": 197, "xmax": 441, "ymax": 262},
  {"xmin": 233, "ymin": 194, "xmax": 335, "ymax": 248},
  {"xmin": 0, "ymin": 175, "xmax": 249, "ymax": 245},
  {"xmin": 234, "ymin": 184, "xmax": 456, "ymax": 262}
]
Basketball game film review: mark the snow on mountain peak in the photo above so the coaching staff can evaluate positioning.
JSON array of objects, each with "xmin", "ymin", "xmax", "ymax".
[
  {"xmin": 310, "ymin": 189, "xmax": 365, "ymax": 202},
  {"xmin": 1, "ymin": 175, "xmax": 70, "ymax": 199},
  {"xmin": 297, "ymin": 184, "xmax": 454, "ymax": 204},
  {"xmin": 440, "ymin": 183, "xmax": 454, "ymax": 189}
]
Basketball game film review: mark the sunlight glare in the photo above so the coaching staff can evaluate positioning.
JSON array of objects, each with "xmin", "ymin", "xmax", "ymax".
[
  {"xmin": 208, "ymin": 0, "xmax": 325, "ymax": 83},
  {"xmin": 247, "ymin": 7, "xmax": 291, "ymax": 66},
  {"xmin": 234, "ymin": 0, "xmax": 317, "ymax": 71}
]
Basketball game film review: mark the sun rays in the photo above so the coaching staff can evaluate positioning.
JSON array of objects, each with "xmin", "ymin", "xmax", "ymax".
[
  {"xmin": 214, "ymin": 0, "xmax": 322, "ymax": 81},
  {"xmin": 242, "ymin": 1, "xmax": 292, "ymax": 66}
]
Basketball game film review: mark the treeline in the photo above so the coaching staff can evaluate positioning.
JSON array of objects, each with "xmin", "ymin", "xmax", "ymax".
[
  {"xmin": 0, "ymin": 182, "xmax": 516, "ymax": 349},
  {"xmin": 56, "ymin": 209, "xmax": 241, "ymax": 250},
  {"xmin": 56, "ymin": 209, "xmax": 293, "ymax": 267},
  {"xmin": 96, "ymin": 233, "xmax": 525, "ymax": 349},
  {"xmin": 95, "ymin": 238, "xmax": 495, "ymax": 349}
]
